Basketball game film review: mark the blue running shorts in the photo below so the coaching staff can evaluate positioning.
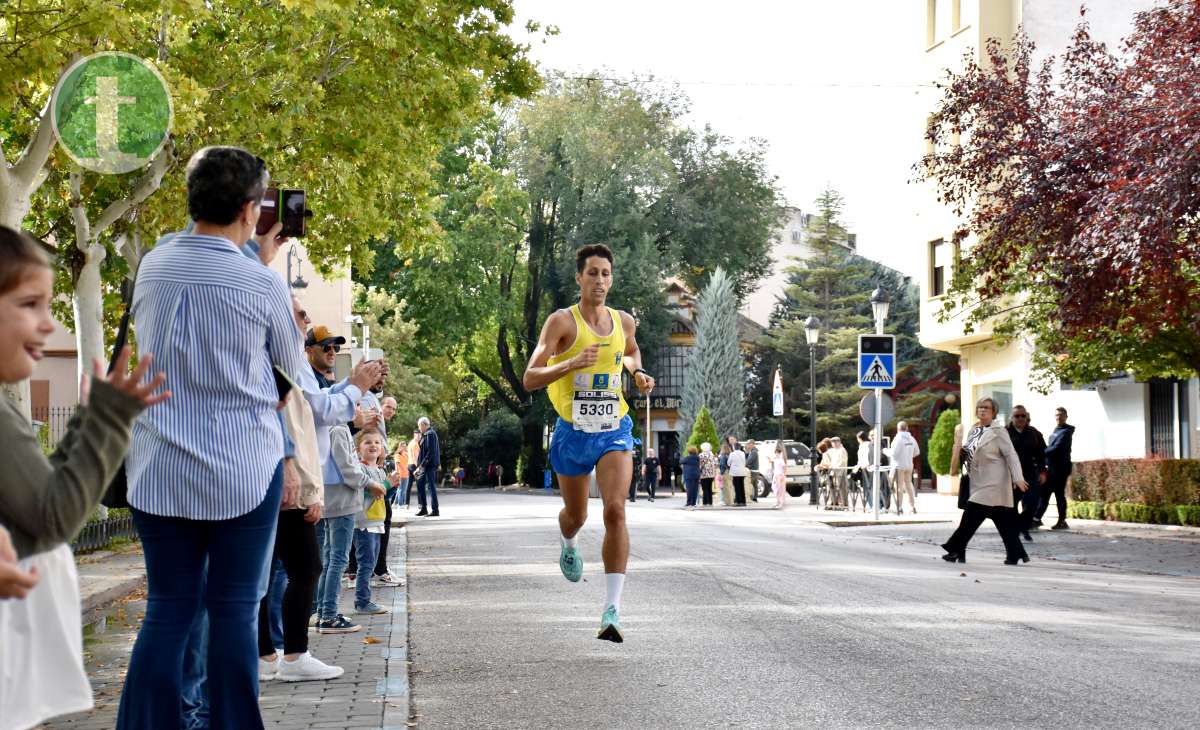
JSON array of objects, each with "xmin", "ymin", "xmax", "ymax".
[{"xmin": 549, "ymin": 415, "xmax": 635, "ymax": 477}]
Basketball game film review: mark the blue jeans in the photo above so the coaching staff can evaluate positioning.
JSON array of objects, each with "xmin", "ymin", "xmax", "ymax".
[
  {"xmin": 397, "ymin": 477, "xmax": 409, "ymax": 506},
  {"xmin": 417, "ymin": 468, "xmax": 439, "ymax": 512},
  {"xmin": 684, "ymin": 476, "xmax": 700, "ymax": 506},
  {"xmin": 180, "ymin": 579, "xmax": 209, "ymax": 730},
  {"xmin": 353, "ymin": 529, "xmax": 380, "ymax": 609},
  {"xmin": 314, "ymin": 514, "xmax": 356, "ymax": 620},
  {"xmin": 117, "ymin": 462, "xmax": 282, "ymax": 730},
  {"xmin": 268, "ymin": 558, "xmax": 287, "ymax": 649}
]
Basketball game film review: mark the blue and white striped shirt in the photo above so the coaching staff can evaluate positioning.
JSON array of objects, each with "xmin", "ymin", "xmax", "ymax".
[{"xmin": 126, "ymin": 234, "xmax": 306, "ymax": 520}]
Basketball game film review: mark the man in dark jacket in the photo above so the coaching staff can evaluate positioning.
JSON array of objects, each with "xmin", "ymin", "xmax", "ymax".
[
  {"xmin": 417, "ymin": 416, "xmax": 441, "ymax": 517},
  {"xmin": 744, "ymin": 440, "xmax": 760, "ymax": 502},
  {"xmin": 1037, "ymin": 407, "xmax": 1075, "ymax": 529},
  {"xmin": 1006, "ymin": 405, "xmax": 1047, "ymax": 541}
]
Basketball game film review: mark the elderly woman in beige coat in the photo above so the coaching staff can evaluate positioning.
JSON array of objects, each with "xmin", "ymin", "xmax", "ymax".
[{"xmin": 941, "ymin": 397, "xmax": 1030, "ymax": 565}]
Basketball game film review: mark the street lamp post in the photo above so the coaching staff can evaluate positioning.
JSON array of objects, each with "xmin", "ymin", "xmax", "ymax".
[
  {"xmin": 869, "ymin": 287, "xmax": 891, "ymax": 521},
  {"xmin": 286, "ymin": 244, "xmax": 309, "ymax": 289},
  {"xmin": 804, "ymin": 316, "xmax": 821, "ymax": 505}
]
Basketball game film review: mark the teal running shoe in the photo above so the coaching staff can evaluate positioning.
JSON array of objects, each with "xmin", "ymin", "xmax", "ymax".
[
  {"xmin": 596, "ymin": 604, "xmax": 624, "ymax": 643},
  {"xmin": 559, "ymin": 544, "xmax": 583, "ymax": 582}
]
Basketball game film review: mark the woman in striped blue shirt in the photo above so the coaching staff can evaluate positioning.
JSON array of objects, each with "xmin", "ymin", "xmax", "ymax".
[{"xmin": 116, "ymin": 147, "xmax": 306, "ymax": 730}]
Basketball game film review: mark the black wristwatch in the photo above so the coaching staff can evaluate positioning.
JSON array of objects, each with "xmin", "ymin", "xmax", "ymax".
[{"xmin": 634, "ymin": 368, "xmax": 650, "ymax": 378}]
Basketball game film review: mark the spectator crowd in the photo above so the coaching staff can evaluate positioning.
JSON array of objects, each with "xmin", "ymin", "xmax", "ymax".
[{"xmin": 0, "ymin": 146, "xmax": 445, "ymax": 730}]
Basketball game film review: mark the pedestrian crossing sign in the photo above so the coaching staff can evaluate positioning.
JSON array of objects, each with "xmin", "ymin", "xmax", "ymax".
[{"xmin": 858, "ymin": 335, "xmax": 895, "ymax": 389}]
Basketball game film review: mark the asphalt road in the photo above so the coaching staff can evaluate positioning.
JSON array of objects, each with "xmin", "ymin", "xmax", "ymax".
[{"xmin": 406, "ymin": 490, "xmax": 1200, "ymax": 730}]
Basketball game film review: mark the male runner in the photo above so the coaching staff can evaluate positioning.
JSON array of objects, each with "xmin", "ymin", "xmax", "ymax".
[{"xmin": 523, "ymin": 244, "xmax": 655, "ymax": 643}]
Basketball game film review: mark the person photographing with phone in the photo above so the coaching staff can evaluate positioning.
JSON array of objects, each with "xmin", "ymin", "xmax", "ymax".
[{"xmin": 523, "ymin": 243, "xmax": 655, "ymax": 643}]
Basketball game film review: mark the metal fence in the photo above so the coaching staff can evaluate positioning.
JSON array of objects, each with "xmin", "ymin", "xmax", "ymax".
[
  {"xmin": 31, "ymin": 406, "xmax": 77, "ymax": 449},
  {"xmin": 71, "ymin": 513, "xmax": 139, "ymax": 553}
]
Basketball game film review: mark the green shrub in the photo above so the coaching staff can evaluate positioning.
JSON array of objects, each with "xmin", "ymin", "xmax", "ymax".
[
  {"xmin": 1068, "ymin": 501, "xmax": 1106, "ymax": 521},
  {"xmin": 687, "ymin": 407, "xmax": 720, "ymax": 451},
  {"xmin": 1115, "ymin": 503, "xmax": 1155, "ymax": 524},
  {"xmin": 1072, "ymin": 458, "xmax": 1200, "ymax": 506},
  {"xmin": 1069, "ymin": 501, "xmax": 1200, "ymax": 526},
  {"xmin": 927, "ymin": 408, "xmax": 959, "ymax": 476},
  {"xmin": 1175, "ymin": 505, "xmax": 1200, "ymax": 527}
]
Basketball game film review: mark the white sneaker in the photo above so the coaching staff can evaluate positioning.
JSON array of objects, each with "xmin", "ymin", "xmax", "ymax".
[
  {"xmin": 276, "ymin": 652, "xmax": 345, "ymax": 682},
  {"xmin": 259, "ymin": 654, "xmax": 279, "ymax": 681},
  {"xmin": 371, "ymin": 572, "xmax": 406, "ymax": 587}
]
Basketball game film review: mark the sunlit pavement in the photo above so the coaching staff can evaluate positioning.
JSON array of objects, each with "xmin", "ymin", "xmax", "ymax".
[{"xmin": 407, "ymin": 489, "xmax": 1200, "ymax": 729}]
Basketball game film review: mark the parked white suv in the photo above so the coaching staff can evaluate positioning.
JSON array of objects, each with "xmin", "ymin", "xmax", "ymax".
[{"xmin": 750, "ymin": 440, "xmax": 814, "ymax": 498}]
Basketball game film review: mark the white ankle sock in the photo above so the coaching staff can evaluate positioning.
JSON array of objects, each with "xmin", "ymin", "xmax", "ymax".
[
  {"xmin": 605, "ymin": 573, "xmax": 625, "ymax": 612},
  {"xmin": 562, "ymin": 534, "xmax": 578, "ymax": 549}
]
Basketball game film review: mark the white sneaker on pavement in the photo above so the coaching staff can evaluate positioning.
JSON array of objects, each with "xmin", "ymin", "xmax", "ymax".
[
  {"xmin": 259, "ymin": 654, "xmax": 279, "ymax": 681},
  {"xmin": 371, "ymin": 571, "xmax": 406, "ymax": 587},
  {"xmin": 276, "ymin": 652, "xmax": 345, "ymax": 682}
]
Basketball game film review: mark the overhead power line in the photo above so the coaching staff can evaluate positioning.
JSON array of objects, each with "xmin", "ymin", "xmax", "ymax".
[{"xmin": 557, "ymin": 74, "xmax": 936, "ymax": 90}]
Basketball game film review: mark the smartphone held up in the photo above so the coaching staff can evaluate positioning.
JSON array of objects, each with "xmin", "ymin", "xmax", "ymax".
[{"xmin": 256, "ymin": 187, "xmax": 312, "ymax": 238}]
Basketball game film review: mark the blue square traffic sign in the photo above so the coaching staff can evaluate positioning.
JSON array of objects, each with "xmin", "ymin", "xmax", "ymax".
[{"xmin": 858, "ymin": 335, "xmax": 895, "ymax": 388}]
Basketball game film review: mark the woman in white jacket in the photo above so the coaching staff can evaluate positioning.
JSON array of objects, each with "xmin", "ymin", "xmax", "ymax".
[
  {"xmin": 727, "ymin": 446, "xmax": 750, "ymax": 506},
  {"xmin": 941, "ymin": 398, "xmax": 1029, "ymax": 564}
]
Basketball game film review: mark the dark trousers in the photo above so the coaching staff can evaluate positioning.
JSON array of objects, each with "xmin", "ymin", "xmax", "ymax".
[
  {"xmin": 1036, "ymin": 471, "xmax": 1069, "ymax": 522},
  {"xmin": 733, "ymin": 476, "xmax": 747, "ymax": 505},
  {"xmin": 628, "ymin": 477, "xmax": 638, "ymax": 501},
  {"xmin": 943, "ymin": 501, "xmax": 1028, "ymax": 561},
  {"xmin": 700, "ymin": 477, "xmax": 714, "ymax": 506},
  {"xmin": 117, "ymin": 463, "xmax": 281, "ymax": 730},
  {"xmin": 1015, "ymin": 483, "xmax": 1040, "ymax": 531},
  {"xmin": 403, "ymin": 466, "xmax": 415, "ymax": 506},
  {"xmin": 684, "ymin": 476, "xmax": 699, "ymax": 506},
  {"xmin": 418, "ymin": 468, "xmax": 440, "ymax": 513},
  {"xmin": 257, "ymin": 509, "xmax": 321, "ymax": 657},
  {"xmin": 645, "ymin": 476, "xmax": 657, "ymax": 499}
]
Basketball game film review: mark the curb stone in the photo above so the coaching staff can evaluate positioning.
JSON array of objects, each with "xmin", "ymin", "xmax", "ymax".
[{"xmin": 379, "ymin": 526, "xmax": 410, "ymax": 729}]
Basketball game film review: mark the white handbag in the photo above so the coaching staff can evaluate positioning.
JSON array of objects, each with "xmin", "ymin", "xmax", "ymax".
[{"xmin": 0, "ymin": 544, "xmax": 94, "ymax": 730}]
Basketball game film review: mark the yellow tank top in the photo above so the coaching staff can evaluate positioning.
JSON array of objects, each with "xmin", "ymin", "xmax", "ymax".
[{"xmin": 547, "ymin": 305, "xmax": 629, "ymax": 427}]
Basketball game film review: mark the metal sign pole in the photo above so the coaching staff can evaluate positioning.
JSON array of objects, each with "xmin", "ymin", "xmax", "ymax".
[
  {"xmin": 645, "ymin": 394, "xmax": 651, "ymax": 493},
  {"xmin": 873, "ymin": 392, "xmax": 882, "ymax": 521}
]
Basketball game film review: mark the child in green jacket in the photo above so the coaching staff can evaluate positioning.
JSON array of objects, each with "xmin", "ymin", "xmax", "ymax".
[{"xmin": 0, "ymin": 225, "xmax": 168, "ymax": 729}]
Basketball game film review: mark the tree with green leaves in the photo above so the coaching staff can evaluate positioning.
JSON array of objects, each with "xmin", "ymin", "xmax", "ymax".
[
  {"xmin": 680, "ymin": 267, "xmax": 743, "ymax": 443},
  {"xmin": 369, "ymin": 78, "xmax": 782, "ymax": 482},
  {"xmin": 2, "ymin": 0, "xmax": 541, "ymax": 415}
]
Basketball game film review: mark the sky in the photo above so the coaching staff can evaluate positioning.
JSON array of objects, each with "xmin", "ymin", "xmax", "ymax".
[{"xmin": 509, "ymin": 0, "xmax": 933, "ymax": 279}]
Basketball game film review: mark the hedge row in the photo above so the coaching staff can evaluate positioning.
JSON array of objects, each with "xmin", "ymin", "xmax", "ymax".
[
  {"xmin": 1068, "ymin": 500, "xmax": 1200, "ymax": 526},
  {"xmin": 1069, "ymin": 459, "xmax": 1200, "ymax": 506}
]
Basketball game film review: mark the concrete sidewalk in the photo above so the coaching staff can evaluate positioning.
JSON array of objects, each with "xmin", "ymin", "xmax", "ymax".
[
  {"xmin": 46, "ymin": 526, "xmax": 410, "ymax": 730},
  {"xmin": 75, "ymin": 544, "xmax": 147, "ymax": 629}
]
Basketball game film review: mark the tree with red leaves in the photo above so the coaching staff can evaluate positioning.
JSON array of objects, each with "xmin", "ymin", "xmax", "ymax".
[{"xmin": 919, "ymin": 1, "xmax": 1200, "ymax": 389}]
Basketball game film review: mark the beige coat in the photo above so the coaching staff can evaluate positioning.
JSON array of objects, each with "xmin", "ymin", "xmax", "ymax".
[
  {"xmin": 281, "ymin": 390, "xmax": 323, "ymax": 509},
  {"xmin": 953, "ymin": 421, "xmax": 1023, "ymax": 508}
]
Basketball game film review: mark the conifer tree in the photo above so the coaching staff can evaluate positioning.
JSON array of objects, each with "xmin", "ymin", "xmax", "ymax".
[
  {"xmin": 680, "ymin": 267, "xmax": 745, "ymax": 443},
  {"xmin": 686, "ymin": 406, "xmax": 720, "ymax": 451}
]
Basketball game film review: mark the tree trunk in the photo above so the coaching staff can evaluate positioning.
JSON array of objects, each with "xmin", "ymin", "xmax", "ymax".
[
  {"xmin": 0, "ymin": 105, "xmax": 56, "ymax": 421},
  {"xmin": 520, "ymin": 409, "xmax": 547, "ymax": 486},
  {"xmin": 0, "ymin": 195, "xmax": 34, "ymax": 420},
  {"xmin": 72, "ymin": 242, "xmax": 108, "ymax": 379}
]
